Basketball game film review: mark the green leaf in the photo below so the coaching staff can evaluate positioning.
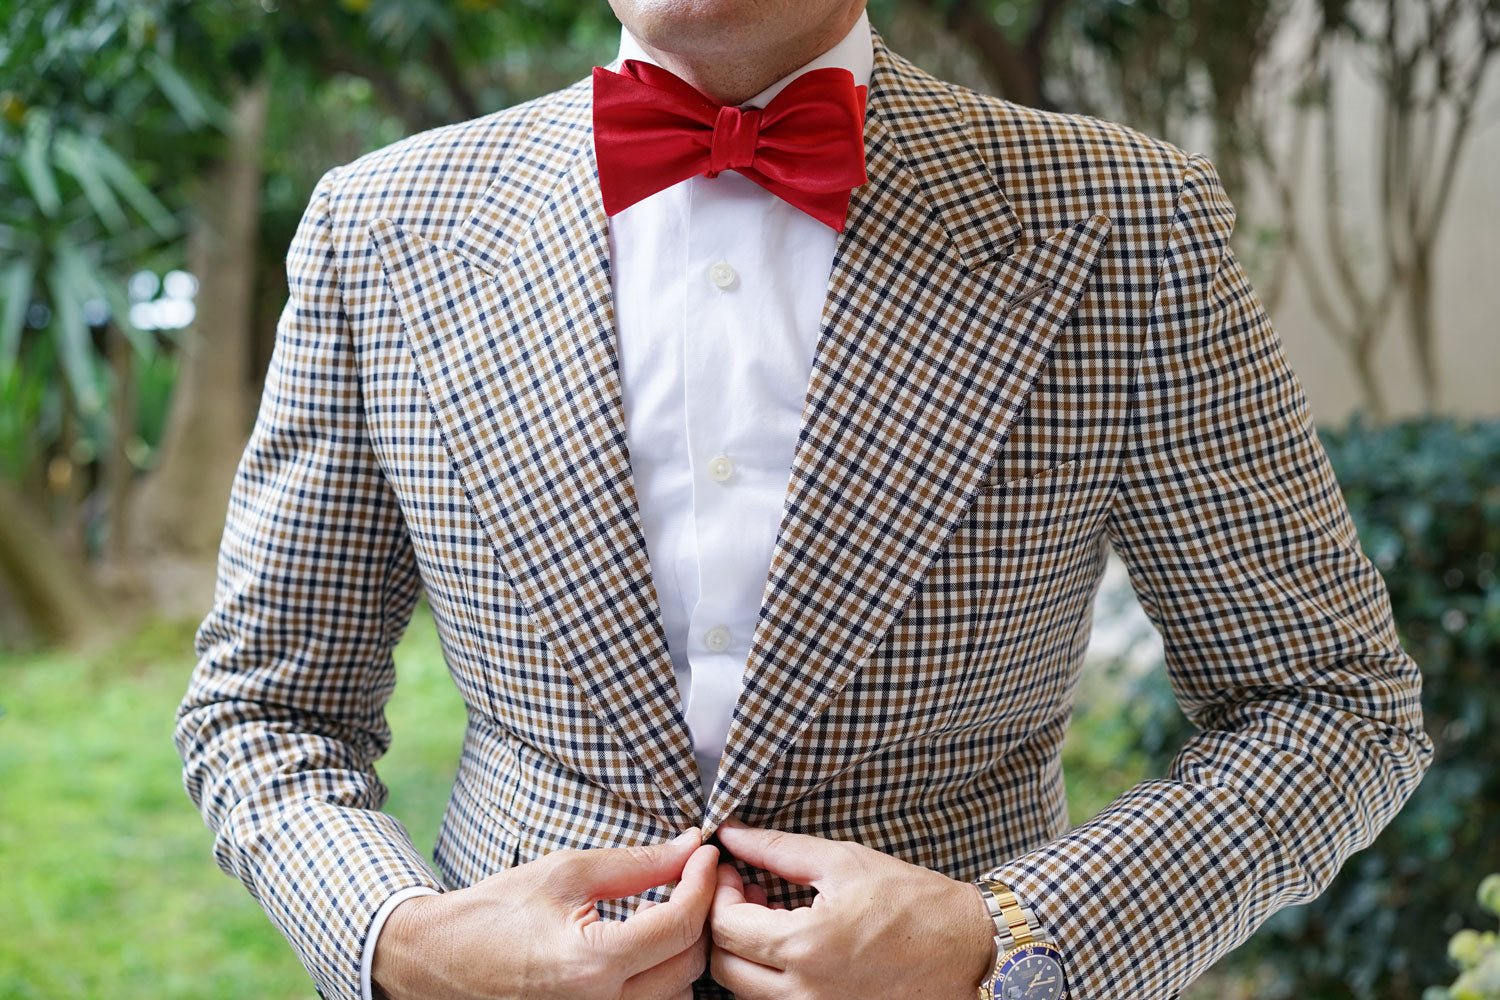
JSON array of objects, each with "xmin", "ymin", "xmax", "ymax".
[
  {"xmin": 54, "ymin": 241, "xmax": 105, "ymax": 303},
  {"xmin": 0, "ymin": 258, "xmax": 34, "ymax": 368},
  {"xmin": 20, "ymin": 113, "xmax": 61, "ymax": 217},
  {"xmin": 144, "ymin": 52, "xmax": 226, "ymax": 130},
  {"xmin": 51, "ymin": 242, "xmax": 150, "ymax": 359},
  {"xmin": 84, "ymin": 136, "xmax": 178, "ymax": 238},
  {"xmin": 44, "ymin": 261, "xmax": 101, "ymax": 414},
  {"xmin": 54, "ymin": 131, "xmax": 128, "ymax": 233}
]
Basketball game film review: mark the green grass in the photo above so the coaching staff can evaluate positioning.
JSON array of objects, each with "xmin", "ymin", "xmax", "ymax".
[
  {"xmin": 1061, "ymin": 665, "xmax": 1152, "ymax": 826},
  {"xmin": 0, "ymin": 604, "xmax": 467, "ymax": 1000},
  {"xmin": 0, "ymin": 603, "xmax": 1153, "ymax": 998}
]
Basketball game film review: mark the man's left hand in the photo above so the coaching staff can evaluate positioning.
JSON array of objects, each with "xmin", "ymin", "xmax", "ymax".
[{"xmin": 709, "ymin": 819, "xmax": 997, "ymax": 999}]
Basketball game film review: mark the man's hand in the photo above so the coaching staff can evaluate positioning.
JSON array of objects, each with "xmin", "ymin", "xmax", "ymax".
[
  {"xmin": 709, "ymin": 820, "xmax": 997, "ymax": 999},
  {"xmin": 372, "ymin": 829, "xmax": 718, "ymax": 1000}
]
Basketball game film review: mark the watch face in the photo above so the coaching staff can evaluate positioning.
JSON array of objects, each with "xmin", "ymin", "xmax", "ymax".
[{"xmin": 993, "ymin": 943, "xmax": 1067, "ymax": 1000}]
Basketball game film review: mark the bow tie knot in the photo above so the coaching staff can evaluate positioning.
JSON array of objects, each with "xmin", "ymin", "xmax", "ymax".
[
  {"xmin": 708, "ymin": 104, "xmax": 763, "ymax": 177},
  {"xmin": 592, "ymin": 58, "xmax": 868, "ymax": 230}
]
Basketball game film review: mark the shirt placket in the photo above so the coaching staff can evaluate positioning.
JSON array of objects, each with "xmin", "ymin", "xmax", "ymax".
[{"xmin": 680, "ymin": 174, "xmax": 771, "ymax": 796}]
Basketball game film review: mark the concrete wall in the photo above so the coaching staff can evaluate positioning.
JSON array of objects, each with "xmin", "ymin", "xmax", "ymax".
[{"xmin": 1242, "ymin": 0, "xmax": 1500, "ymax": 425}]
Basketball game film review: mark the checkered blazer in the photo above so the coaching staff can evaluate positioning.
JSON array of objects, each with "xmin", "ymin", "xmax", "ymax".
[{"xmin": 175, "ymin": 24, "xmax": 1432, "ymax": 1000}]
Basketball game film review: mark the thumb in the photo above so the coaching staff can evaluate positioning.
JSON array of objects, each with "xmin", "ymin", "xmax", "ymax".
[{"xmin": 547, "ymin": 828, "xmax": 703, "ymax": 904}]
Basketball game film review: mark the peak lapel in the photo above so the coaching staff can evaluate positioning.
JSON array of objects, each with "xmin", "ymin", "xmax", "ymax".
[
  {"xmin": 703, "ymin": 32, "xmax": 1111, "ymax": 832},
  {"xmin": 370, "ymin": 88, "xmax": 704, "ymax": 827}
]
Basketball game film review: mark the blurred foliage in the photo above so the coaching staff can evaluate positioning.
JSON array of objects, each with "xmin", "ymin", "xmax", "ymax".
[
  {"xmin": 0, "ymin": 3, "xmax": 185, "ymax": 430},
  {"xmin": 1062, "ymin": 0, "xmax": 1283, "ymax": 119},
  {"xmin": 1117, "ymin": 413, "xmax": 1500, "ymax": 999},
  {"xmin": 1426, "ymin": 874, "xmax": 1500, "ymax": 1000},
  {"xmin": 1061, "ymin": 670, "xmax": 1151, "ymax": 825},
  {"xmin": 0, "ymin": 0, "xmax": 614, "ymax": 476},
  {"xmin": 0, "ymin": 603, "xmax": 467, "ymax": 998},
  {"xmin": 0, "ymin": 339, "xmax": 52, "ymax": 483},
  {"xmin": 0, "ymin": 0, "xmax": 619, "ymax": 613}
]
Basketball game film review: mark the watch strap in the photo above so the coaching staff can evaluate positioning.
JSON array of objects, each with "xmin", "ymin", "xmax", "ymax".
[
  {"xmin": 974, "ymin": 880, "xmax": 1068, "ymax": 1000},
  {"xmin": 975, "ymin": 879, "xmax": 1041, "ymax": 952}
]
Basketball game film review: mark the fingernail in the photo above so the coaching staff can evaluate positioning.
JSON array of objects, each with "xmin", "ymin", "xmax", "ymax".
[{"xmin": 674, "ymin": 828, "xmax": 701, "ymax": 844}]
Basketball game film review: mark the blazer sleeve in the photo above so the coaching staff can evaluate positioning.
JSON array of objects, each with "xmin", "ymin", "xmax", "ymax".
[
  {"xmin": 173, "ymin": 167, "xmax": 446, "ymax": 1000},
  {"xmin": 981, "ymin": 153, "xmax": 1433, "ymax": 998}
]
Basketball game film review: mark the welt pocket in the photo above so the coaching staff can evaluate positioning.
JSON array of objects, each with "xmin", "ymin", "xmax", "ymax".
[
  {"xmin": 977, "ymin": 457, "xmax": 1082, "ymax": 494},
  {"xmin": 945, "ymin": 458, "xmax": 1084, "ymax": 554}
]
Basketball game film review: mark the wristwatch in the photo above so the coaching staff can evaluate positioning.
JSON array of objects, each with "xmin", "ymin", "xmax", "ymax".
[{"xmin": 973, "ymin": 879, "xmax": 1069, "ymax": 1000}]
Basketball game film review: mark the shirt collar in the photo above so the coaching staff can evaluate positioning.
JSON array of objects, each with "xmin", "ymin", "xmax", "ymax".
[{"xmin": 610, "ymin": 8, "xmax": 873, "ymax": 108}]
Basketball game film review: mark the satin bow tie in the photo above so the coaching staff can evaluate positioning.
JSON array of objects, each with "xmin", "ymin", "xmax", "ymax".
[{"xmin": 591, "ymin": 59, "xmax": 869, "ymax": 231}]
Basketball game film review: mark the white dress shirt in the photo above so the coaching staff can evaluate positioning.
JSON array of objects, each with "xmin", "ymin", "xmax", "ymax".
[
  {"xmin": 610, "ymin": 11, "xmax": 873, "ymax": 800},
  {"xmin": 361, "ymin": 13, "xmax": 873, "ymax": 996}
]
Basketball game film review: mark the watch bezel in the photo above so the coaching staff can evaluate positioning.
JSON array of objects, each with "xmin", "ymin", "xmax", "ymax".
[{"xmin": 978, "ymin": 941, "xmax": 1068, "ymax": 1000}]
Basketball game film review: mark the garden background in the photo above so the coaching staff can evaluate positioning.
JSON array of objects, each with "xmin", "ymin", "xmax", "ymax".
[{"xmin": 1, "ymin": 1, "xmax": 1497, "ymax": 997}]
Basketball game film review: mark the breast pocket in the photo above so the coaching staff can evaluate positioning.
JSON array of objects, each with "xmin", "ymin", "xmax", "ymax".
[{"xmin": 946, "ymin": 457, "xmax": 1084, "ymax": 556}]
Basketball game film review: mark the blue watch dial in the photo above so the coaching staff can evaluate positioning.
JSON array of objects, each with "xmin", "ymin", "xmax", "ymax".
[{"xmin": 992, "ymin": 943, "xmax": 1066, "ymax": 1000}]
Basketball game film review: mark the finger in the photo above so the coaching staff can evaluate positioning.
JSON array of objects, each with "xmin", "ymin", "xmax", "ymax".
[
  {"xmin": 714, "ymin": 860, "xmax": 746, "ymax": 906},
  {"xmin": 668, "ymin": 844, "xmax": 720, "ymax": 918},
  {"xmin": 744, "ymin": 882, "xmax": 769, "ymax": 907},
  {"xmin": 709, "ymin": 875, "xmax": 799, "ymax": 970},
  {"xmin": 620, "ymin": 930, "xmax": 709, "ymax": 1000},
  {"xmin": 548, "ymin": 828, "xmax": 702, "ymax": 904},
  {"xmin": 711, "ymin": 942, "xmax": 786, "ymax": 997},
  {"xmin": 714, "ymin": 819, "xmax": 853, "ymax": 888},
  {"xmin": 637, "ymin": 899, "xmax": 657, "ymax": 912},
  {"xmin": 605, "ymin": 843, "xmax": 720, "ymax": 976}
]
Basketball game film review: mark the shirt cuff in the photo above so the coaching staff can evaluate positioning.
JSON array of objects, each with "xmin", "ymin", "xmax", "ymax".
[{"xmin": 360, "ymin": 886, "xmax": 442, "ymax": 1000}]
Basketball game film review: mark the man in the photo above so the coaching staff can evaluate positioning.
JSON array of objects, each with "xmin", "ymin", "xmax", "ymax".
[{"xmin": 174, "ymin": 1, "xmax": 1433, "ymax": 997}]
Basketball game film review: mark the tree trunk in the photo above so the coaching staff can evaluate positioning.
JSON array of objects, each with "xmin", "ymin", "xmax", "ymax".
[
  {"xmin": 124, "ymin": 78, "xmax": 268, "ymax": 620},
  {"xmin": 102, "ymin": 321, "xmax": 136, "ymax": 565},
  {"xmin": 918, "ymin": 0, "xmax": 1058, "ymax": 109},
  {"xmin": 1348, "ymin": 336, "xmax": 1389, "ymax": 422},
  {"xmin": 1405, "ymin": 253, "xmax": 1440, "ymax": 414},
  {"xmin": 0, "ymin": 480, "xmax": 110, "ymax": 647}
]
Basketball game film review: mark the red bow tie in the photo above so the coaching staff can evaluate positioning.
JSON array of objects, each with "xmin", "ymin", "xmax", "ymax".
[{"xmin": 591, "ymin": 59, "xmax": 869, "ymax": 231}]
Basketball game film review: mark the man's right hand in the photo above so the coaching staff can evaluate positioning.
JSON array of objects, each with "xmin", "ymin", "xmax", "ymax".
[{"xmin": 372, "ymin": 829, "xmax": 717, "ymax": 1000}]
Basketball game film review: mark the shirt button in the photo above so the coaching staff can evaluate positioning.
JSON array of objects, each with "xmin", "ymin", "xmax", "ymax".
[
  {"xmin": 704, "ymin": 625, "xmax": 732, "ymax": 652},
  {"xmin": 708, "ymin": 261, "xmax": 737, "ymax": 289},
  {"xmin": 707, "ymin": 454, "xmax": 734, "ymax": 482}
]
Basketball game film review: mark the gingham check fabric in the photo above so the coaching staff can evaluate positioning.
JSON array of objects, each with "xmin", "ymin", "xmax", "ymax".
[{"xmin": 175, "ymin": 25, "xmax": 1432, "ymax": 1000}]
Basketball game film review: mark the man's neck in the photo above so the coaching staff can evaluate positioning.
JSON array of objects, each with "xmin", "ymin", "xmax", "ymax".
[{"xmin": 625, "ymin": 7, "xmax": 867, "ymax": 107}]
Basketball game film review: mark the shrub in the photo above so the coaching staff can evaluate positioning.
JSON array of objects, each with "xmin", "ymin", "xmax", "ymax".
[
  {"xmin": 1425, "ymin": 874, "xmax": 1500, "ymax": 1000},
  {"xmin": 1116, "ymin": 413, "xmax": 1500, "ymax": 999}
]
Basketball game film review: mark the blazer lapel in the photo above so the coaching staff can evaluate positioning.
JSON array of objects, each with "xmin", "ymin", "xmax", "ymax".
[
  {"xmin": 703, "ymin": 32, "xmax": 1112, "ymax": 831},
  {"xmin": 370, "ymin": 87, "xmax": 705, "ymax": 828}
]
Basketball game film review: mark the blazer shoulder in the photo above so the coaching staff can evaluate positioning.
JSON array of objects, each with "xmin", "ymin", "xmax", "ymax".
[
  {"xmin": 313, "ymin": 77, "xmax": 592, "ymax": 242},
  {"xmin": 947, "ymin": 83, "xmax": 1200, "ymax": 236}
]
